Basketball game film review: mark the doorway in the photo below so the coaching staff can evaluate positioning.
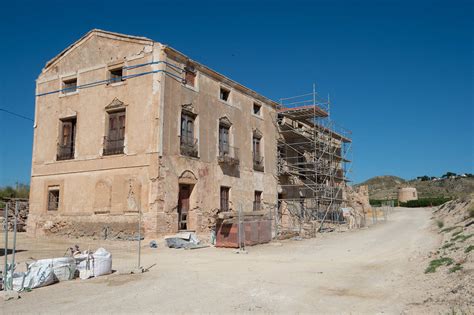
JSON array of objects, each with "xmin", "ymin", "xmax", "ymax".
[{"xmin": 178, "ymin": 184, "xmax": 191, "ymax": 230}]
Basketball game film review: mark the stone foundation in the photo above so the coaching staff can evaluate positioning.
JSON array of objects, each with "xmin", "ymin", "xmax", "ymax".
[{"xmin": 27, "ymin": 214, "xmax": 143, "ymax": 240}]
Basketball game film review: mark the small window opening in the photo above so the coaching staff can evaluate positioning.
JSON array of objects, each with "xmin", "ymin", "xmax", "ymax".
[
  {"xmin": 109, "ymin": 67, "xmax": 123, "ymax": 83},
  {"xmin": 185, "ymin": 66, "xmax": 196, "ymax": 87},
  {"xmin": 220, "ymin": 87, "xmax": 230, "ymax": 102},
  {"xmin": 63, "ymin": 78, "xmax": 77, "ymax": 93},
  {"xmin": 220, "ymin": 186, "xmax": 230, "ymax": 212},
  {"xmin": 48, "ymin": 187, "xmax": 60, "ymax": 211},
  {"xmin": 254, "ymin": 191, "xmax": 262, "ymax": 211},
  {"xmin": 253, "ymin": 103, "xmax": 262, "ymax": 116}
]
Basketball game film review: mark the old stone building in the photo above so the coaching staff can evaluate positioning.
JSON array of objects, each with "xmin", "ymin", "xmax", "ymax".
[{"xmin": 27, "ymin": 29, "xmax": 279, "ymax": 238}]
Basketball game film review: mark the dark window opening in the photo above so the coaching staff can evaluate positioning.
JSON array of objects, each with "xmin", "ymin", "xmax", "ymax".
[
  {"xmin": 178, "ymin": 184, "xmax": 191, "ymax": 230},
  {"xmin": 48, "ymin": 188, "xmax": 60, "ymax": 211},
  {"xmin": 220, "ymin": 87, "xmax": 230, "ymax": 102},
  {"xmin": 63, "ymin": 78, "xmax": 77, "ymax": 93},
  {"xmin": 104, "ymin": 110, "xmax": 125, "ymax": 155},
  {"xmin": 185, "ymin": 66, "xmax": 196, "ymax": 87},
  {"xmin": 254, "ymin": 191, "xmax": 262, "ymax": 211},
  {"xmin": 220, "ymin": 186, "xmax": 230, "ymax": 212},
  {"xmin": 253, "ymin": 103, "xmax": 262, "ymax": 116},
  {"xmin": 180, "ymin": 113, "xmax": 198, "ymax": 157},
  {"xmin": 109, "ymin": 67, "xmax": 123, "ymax": 83},
  {"xmin": 57, "ymin": 118, "xmax": 76, "ymax": 160}
]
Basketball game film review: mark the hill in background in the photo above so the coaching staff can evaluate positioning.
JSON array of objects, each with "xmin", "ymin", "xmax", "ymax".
[{"xmin": 355, "ymin": 175, "xmax": 474, "ymax": 200}]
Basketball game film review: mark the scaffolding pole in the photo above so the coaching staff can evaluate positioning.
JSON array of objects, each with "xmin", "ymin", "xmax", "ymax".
[{"xmin": 275, "ymin": 87, "xmax": 352, "ymax": 236}]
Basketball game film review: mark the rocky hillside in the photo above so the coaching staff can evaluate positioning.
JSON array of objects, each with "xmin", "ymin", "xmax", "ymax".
[
  {"xmin": 355, "ymin": 176, "xmax": 474, "ymax": 200},
  {"xmin": 415, "ymin": 196, "xmax": 474, "ymax": 312}
]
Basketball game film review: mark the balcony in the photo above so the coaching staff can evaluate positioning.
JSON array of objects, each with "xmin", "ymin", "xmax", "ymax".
[
  {"xmin": 103, "ymin": 137, "xmax": 124, "ymax": 155},
  {"xmin": 253, "ymin": 155, "xmax": 264, "ymax": 172},
  {"xmin": 218, "ymin": 144, "xmax": 239, "ymax": 165},
  {"xmin": 180, "ymin": 135, "xmax": 198, "ymax": 158},
  {"xmin": 57, "ymin": 143, "xmax": 75, "ymax": 160}
]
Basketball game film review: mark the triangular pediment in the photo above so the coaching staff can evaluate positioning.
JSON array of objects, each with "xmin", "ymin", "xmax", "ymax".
[
  {"xmin": 105, "ymin": 98, "xmax": 126, "ymax": 110},
  {"xmin": 43, "ymin": 29, "xmax": 153, "ymax": 72},
  {"xmin": 219, "ymin": 116, "xmax": 232, "ymax": 127},
  {"xmin": 253, "ymin": 128, "xmax": 263, "ymax": 138}
]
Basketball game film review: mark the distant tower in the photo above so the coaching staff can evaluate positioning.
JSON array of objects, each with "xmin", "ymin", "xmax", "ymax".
[{"xmin": 398, "ymin": 187, "xmax": 418, "ymax": 203}]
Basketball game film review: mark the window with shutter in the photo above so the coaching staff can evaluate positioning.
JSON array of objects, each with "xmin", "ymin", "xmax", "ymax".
[
  {"xmin": 219, "ymin": 125, "xmax": 229, "ymax": 155},
  {"xmin": 57, "ymin": 118, "xmax": 76, "ymax": 160},
  {"xmin": 180, "ymin": 112, "xmax": 198, "ymax": 157},
  {"xmin": 104, "ymin": 110, "xmax": 125, "ymax": 155}
]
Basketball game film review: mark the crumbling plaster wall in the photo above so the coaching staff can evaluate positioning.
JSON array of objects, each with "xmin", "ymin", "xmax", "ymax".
[
  {"xmin": 28, "ymin": 33, "xmax": 161, "ymax": 238},
  {"xmin": 157, "ymin": 52, "xmax": 278, "ymax": 235}
]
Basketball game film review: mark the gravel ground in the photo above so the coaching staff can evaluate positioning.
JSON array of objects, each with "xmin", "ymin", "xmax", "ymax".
[{"xmin": 2, "ymin": 207, "xmax": 464, "ymax": 314}]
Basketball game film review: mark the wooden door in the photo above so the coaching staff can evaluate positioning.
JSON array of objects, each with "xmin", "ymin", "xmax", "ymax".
[{"xmin": 178, "ymin": 185, "xmax": 191, "ymax": 230}]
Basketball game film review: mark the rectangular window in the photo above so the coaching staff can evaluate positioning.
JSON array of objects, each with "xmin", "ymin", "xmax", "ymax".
[
  {"xmin": 180, "ymin": 112, "xmax": 198, "ymax": 157},
  {"xmin": 220, "ymin": 186, "xmax": 230, "ymax": 212},
  {"xmin": 220, "ymin": 87, "xmax": 230, "ymax": 102},
  {"xmin": 185, "ymin": 66, "xmax": 196, "ymax": 87},
  {"xmin": 48, "ymin": 187, "xmax": 60, "ymax": 211},
  {"xmin": 253, "ymin": 103, "xmax": 262, "ymax": 116},
  {"xmin": 104, "ymin": 110, "xmax": 125, "ymax": 155},
  {"xmin": 253, "ymin": 136, "xmax": 264, "ymax": 171},
  {"xmin": 63, "ymin": 78, "xmax": 77, "ymax": 94},
  {"xmin": 219, "ymin": 124, "xmax": 230, "ymax": 155},
  {"xmin": 109, "ymin": 67, "xmax": 123, "ymax": 83},
  {"xmin": 57, "ymin": 118, "xmax": 76, "ymax": 160},
  {"xmin": 254, "ymin": 191, "xmax": 262, "ymax": 211}
]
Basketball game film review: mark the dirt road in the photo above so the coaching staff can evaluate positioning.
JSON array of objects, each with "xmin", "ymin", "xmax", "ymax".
[{"xmin": 1, "ymin": 207, "xmax": 439, "ymax": 314}]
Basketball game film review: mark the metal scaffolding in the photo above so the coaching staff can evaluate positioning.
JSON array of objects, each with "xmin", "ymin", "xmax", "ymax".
[{"xmin": 275, "ymin": 85, "xmax": 352, "ymax": 236}]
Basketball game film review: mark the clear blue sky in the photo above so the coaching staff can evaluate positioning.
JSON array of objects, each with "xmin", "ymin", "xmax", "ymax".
[{"xmin": 0, "ymin": 0, "xmax": 472, "ymax": 186}]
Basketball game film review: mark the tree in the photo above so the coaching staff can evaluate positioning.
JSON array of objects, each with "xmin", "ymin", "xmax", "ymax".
[{"xmin": 441, "ymin": 172, "xmax": 457, "ymax": 179}]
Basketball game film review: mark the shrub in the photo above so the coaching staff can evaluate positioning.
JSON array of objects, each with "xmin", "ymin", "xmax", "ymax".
[
  {"xmin": 465, "ymin": 245, "xmax": 474, "ymax": 253},
  {"xmin": 436, "ymin": 220, "xmax": 444, "ymax": 229},
  {"xmin": 440, "ymin": 226, "xmax": 459, "ymax": 233},
  {"xmin": 448, "ymin": 264, "xmax": 463, "ymax": 273},
  {"xmin": 452, "ymin": 234, "xmax": 473, "ymax": 242},
  {"xmin": 442, "ymin": 242, "xmax": 454, "ymax": 249},
  {"xmin": 400, "ymin": 197, "xmax": 452, "ymax": 208},
  {"xmin": 425, "ymin": 257, "xmax": 454, "ymax": 273}
]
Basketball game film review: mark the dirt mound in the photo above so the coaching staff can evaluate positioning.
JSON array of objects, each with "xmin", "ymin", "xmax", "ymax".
[{"xmin": 414, "ymin": 196, "xmax": 474, "ymax": 313}]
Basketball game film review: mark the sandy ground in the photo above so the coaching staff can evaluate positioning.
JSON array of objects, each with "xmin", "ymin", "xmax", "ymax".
[{"xmin": 1, "ymin": 207, "xmax": 442, "ymax": 314}]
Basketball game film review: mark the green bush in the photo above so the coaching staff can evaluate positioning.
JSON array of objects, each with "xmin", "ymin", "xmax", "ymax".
[
  {"xmin": 452, "ymin": 233, "xmax": 473, "ymax": 242},
  {"xmin": 440, "ymin": 226, "xmax": 459, "ymax": 233},
  {"xmin": 425, "ymin": 257, "xmax": 454, "ymax": 273},
  {"xmin": 465, "ymin": 245, "xmax": 474, "ymax": 253},
  {"xmin": 400, "ymin": 197, "xmax": 452, "ymax": 208},
  {"xmin": 448, "ymin": 264, "xmax": 463, "ymax": 273},
  {"xmin": 436, "ymin": 220, "xmax": 444, "ymax": 229}
]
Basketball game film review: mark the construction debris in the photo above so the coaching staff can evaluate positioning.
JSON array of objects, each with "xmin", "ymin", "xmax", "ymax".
[
  {"xmin": 75, "ymin": 248, "xmax": 112, "ymax": 279},
  {"xmin": 0, "ymin": 199, "xmax": 29, "ymax": 232},
  {"xmin": 165, "ymin": 232, "xmax": 201, "ymax": 249}
]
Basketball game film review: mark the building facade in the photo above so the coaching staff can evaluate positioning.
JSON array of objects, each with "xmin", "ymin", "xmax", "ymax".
[{"xmin": 27, "ymin": 30, "xmax": 279, "ymax": 239}]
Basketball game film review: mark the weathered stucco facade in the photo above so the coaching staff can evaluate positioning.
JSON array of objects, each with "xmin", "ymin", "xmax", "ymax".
[{"xmin": 28, "ymin": 30, "xmax": 278, "ymax": 239}]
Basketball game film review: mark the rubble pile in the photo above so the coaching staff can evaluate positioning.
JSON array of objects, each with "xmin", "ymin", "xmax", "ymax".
[{"xmin": 0, "ymin": 199, "xmax": 29, "ymax": 232}]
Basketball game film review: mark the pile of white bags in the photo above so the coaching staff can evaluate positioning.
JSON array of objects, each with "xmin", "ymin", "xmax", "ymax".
[
  {"xmin": 11, "ymin": 260, "xmax": 57, "ymax": 291},
  {"xmin": 6, "ymin": 248, "xmax": 112, "ymax": 291}
]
